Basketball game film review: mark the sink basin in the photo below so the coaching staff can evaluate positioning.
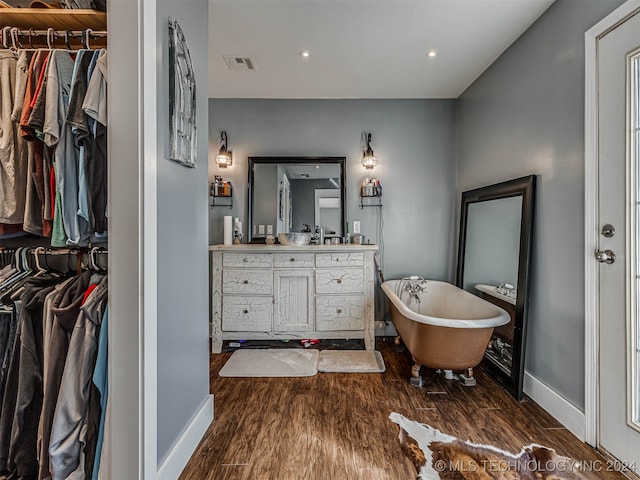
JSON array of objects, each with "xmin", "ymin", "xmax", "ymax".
[{"xmin": 278, "ymin": 232, "xmax": 312, "ymax": 246}]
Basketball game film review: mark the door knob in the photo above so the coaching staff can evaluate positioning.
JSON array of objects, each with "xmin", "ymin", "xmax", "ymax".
[{"xmin": 595, "ymin": 249, "xmax": 616, "ymax": 264}]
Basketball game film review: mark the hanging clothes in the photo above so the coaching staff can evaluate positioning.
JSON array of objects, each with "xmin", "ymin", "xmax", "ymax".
[
  {"xmin": 82, "ymin": 49, "xmax": 107, "ymax": 235},
  {"xmin": 37, "ymin": 270, "xmax": 92, "ymax": 480},
  {"xmin": 90, "ymin": 306, "xmax": 107, "ymax": 480},
  {"xmin": 0, "ymin": 45, "xmax": 108, "ymax": 245},
  {"xmin": 0, "ymin": 50, "xmax": 28, "ymax": 227},
  {"xmin": 44, "ymin": 49, "xmax": 90, "ymax": 247},
  {"xmin": 19, "ymin": 49, "xmax": 48, "ymax": 237},
  {"xmin": 0, "ymin": 274, "xmax": 61, "ymax": 477},
  {"xmin": 49, "ymin": 275, "xmax": 107, "ymax": 479},
  {"xmin": 0, "ymin": 249, "xmax": 108, "ymax": 480}
]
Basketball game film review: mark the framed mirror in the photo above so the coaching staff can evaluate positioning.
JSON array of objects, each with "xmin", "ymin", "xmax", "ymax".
[
  {"xmin": 456, "ymin": 175, "xmax": 536, "ymax": 400},
  {"xmin": 248, "ymin": 157, "xmax": 346, "ymax": 242}
]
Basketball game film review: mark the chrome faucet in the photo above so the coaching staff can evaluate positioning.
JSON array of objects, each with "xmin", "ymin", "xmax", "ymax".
[
  {"xmin": 397, "ymin": 276, "xmax": 428, "ymax": 304},
  {"xmin": 496, "ymin": 283, "xmax": 516, "ymax": 300}
]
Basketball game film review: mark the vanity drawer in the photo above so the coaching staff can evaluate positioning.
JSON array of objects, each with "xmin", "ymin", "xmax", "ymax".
[
  {"xmin": 315, "ymin": 269, "xmax": 364, "ymax": 294},
  {"xmin": 223, "ymin": 253, "xmax": 272, "ymax": 268},
  {"xmin": 273, "ymin": 253, "xmax": 315, "ymax": 268},
  {"xmin": 315, "ymin": 252, "xmax": 364, "ymax": 268},
  {"xmin": 222, "ymin": 296, "xmax": 273, "ymax": 331},
  {"xmin": 316, "ymin": 295, "xmax": 364, "ymax": 331},
  {"xmin": 223, "ymin": 270, "xmax": 273, "ymax": 295}
]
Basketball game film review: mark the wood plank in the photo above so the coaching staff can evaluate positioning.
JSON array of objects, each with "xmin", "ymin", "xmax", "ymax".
[
  {"xmin": 0, "ymin": 8, "xmax": 106, "ymax": 30},
  {"xmin": 182, "ymin": 339, "xmax": 627, "ymax": 480}
]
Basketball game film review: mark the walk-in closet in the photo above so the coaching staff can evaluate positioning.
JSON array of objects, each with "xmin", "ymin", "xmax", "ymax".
[{"xmin": 0, "ymin": 6, "xmax": 109, "ymax": 479}]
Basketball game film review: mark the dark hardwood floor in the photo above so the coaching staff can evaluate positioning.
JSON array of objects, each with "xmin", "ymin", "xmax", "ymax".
[{"xmin": 180, "ymin": 338, "xmax": 627, "ymax": 480}]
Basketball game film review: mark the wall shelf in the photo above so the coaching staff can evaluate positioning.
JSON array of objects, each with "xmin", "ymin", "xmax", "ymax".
[
  {"xmin": 359, "ymin": 195, "xmax": 382, "ymax": 209},
  {"xmin": 210, "ymin": 195, "xmax": 233, "ymax": 209},
  {"xmin": 0, "ymin": 8, "xmax": 107, "ymax": 30}
]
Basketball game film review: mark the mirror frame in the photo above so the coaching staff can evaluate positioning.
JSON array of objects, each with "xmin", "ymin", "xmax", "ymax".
[
  {"xmin": 247, "ymin": 156, "xmax": 346, "ymax": 242},
  {"xmin": 456, "ymin": 175, "xmax": 536, "ymax": 400}
]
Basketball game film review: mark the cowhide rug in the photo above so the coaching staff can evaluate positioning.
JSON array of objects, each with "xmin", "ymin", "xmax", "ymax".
[{"xmin": 390, "ymin": 412, "xmax": 587, "ymax": 479}]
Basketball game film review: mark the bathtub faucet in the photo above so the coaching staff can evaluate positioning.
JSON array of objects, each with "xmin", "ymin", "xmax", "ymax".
[{"xmin": 398, "ymin": 276, "xmax": 428, "ymax": 304}]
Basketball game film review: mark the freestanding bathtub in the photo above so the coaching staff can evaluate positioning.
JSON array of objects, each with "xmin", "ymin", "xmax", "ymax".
[{"xmin": 381, "ymin": 279, "xmax": 510, "ymax": 384}]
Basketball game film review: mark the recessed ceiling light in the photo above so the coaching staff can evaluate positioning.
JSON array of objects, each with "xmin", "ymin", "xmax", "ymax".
[
  {"xmin": 427, "ymin": 50, "xmax": 437, "ymax": 58},
  {"xmin": 315, "ymin": 165, "xmax": 320, "ymax": 169},
  {"xmin": 299, "ymin": 50, "xmax": 311, "ymax": 58}
]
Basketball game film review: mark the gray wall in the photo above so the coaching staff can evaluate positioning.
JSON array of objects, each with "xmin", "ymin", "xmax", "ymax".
[
  {"xmin": 290, "ymin": 179, "xmax": 338, "ymax": 234},
  {"xmin": 156, "ymin": 0, "xmax": 210, "ymax": 464},
  {"xmin": 209, "ymin": 99, "xmax": 457, "ymax": 281},
  {"xmin": 456, "ymin": 0, "xmax": 623, "ymax": 409},
  {"xmin": 252, "ymin": 164, "xmax": 278, "ymax": 234},
  {"xmin": 462, "ymin": 197, "xmax": 521, "ymax": 293}
]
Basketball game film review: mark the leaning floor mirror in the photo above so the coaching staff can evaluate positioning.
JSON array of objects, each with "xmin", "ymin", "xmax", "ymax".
[{"xmin": 456, "ymin": 175, "xmax": 536, "ymax": 400}]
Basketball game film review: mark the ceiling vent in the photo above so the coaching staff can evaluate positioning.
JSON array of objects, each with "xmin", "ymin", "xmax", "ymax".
[{"xmin": 223, "ymin": 55, "xmax": 256, "ymax": 71}]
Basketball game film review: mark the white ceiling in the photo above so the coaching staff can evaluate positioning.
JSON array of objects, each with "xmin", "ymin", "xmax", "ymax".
[
  {"xmin": 208, "ymin": 0, "xmax": 554, "ymax": 99},
  {"xmin": 285, "ymin": 164, "xmax": 341, "ymax": 180}
]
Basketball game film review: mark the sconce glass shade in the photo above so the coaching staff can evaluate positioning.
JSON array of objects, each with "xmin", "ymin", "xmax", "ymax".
[
  {"xmin": 362, "ymin": 133, "xmax": 378, "ymax": 169},
  {"xmin": 216, "ymin": 150, "xmax": 232, "ymax": 168},
  {"xmin": 362, "ymin": 150, "xmax": 378, "ymax": 170},
  {"xmin": 215, "ymin": 131, "xmax": 232, "ymax": 168}
]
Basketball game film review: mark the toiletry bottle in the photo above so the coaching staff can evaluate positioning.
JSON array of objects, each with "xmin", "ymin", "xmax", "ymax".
[{"xmin": 223, "ymin": 181, "xmax": 231, "ymax": 196}]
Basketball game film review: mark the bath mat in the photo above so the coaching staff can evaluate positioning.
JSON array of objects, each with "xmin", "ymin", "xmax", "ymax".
[
  {"xmin": 389, "ymin": 412, "xmax": 587, "ymax": 479},
  {"xmin": 317, "ymin": 350, "xmax": 385, "ymax": 373},
  {"xmin": 218, "ymin": 348, "xmax": 319, "ymax": 377}
]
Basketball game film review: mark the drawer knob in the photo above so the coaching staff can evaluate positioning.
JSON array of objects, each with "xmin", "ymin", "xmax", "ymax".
[
  {"xmin": 336, "ymin": 309, "xmax": 342, "ymax": 314},
  {"xmin": 336, "ymin": 279, "xmax": 342, "ymax": 284},
  {"xmin": 290, "ymin": 258, "xmax": 296, "ymax": 262},
  {"xmin": 243, "ymin": 309, "xmax": 249, "ymax": 314},
  {"xmin": 242, "ymin": 280, "xmax": 249, "ymax": 284}
]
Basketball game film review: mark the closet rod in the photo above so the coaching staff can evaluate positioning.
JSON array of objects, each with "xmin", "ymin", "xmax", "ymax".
[
  {"xmin": 1, "ymin": 27, "xmax": 107, "ymax": 37},
  {"xmin": 1, "ymin": 26, "xmax": 106, "ymax": 49}
]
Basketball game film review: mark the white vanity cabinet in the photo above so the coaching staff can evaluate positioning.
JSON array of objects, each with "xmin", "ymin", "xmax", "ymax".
[{"xmin": 209, "ymin": 244, "xmax": 378, "ymax": 353}]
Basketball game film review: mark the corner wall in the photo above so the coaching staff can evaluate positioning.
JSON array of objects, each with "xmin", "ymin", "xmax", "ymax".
[
  {"xmin": 208, "ymin": 99, "xmax": 457, "ymax": 282},
  {"xmin": 156, "ymin": 0, "xmax": 211, "ymax": 466},
  {"xmin": 456, "ymin": 0, "xmax": 624, "ymax": 410},
  {"xmin": 109, "ymin": 0, "xmax": 211, "ymax": 474}
]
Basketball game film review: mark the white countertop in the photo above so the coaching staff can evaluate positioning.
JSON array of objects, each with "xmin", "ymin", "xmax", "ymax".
[
  {"xmin": 209, "ymin": 243, "xmax": 379, "ymax": 252},
  {"xmin": 475, "ymin": 284, "xmax": 516, "ymax": 305}
]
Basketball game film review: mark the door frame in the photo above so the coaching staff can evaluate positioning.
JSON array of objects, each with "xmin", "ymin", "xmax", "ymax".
[{"xmin": 585, "ymin": 0, "xmax": 640, "ymax": 447}]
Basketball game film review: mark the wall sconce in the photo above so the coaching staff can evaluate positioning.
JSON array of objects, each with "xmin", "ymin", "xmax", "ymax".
[
  {"xmin": 362, "ymin": 133, "xmax": 378, "ymax": 170},
  {"xmin": 215, "ymin": 131, "xmax": 233, "ymax": 168}
]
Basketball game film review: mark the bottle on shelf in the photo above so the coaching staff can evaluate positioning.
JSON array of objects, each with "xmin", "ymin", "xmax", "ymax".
[
  {"xmin": 361, "ymin": 177, "xmax": 382, "ymax": 197},
  {"xmin": 212, "ymin": 175, "xmax": 222, "ymax": 196}
]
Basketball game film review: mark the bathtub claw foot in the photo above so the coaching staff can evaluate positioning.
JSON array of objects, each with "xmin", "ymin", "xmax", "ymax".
[
  {"xmin": 409, "ymin": 375, "xmax": 424, "ymax": 388},
  {"xmin": 394, "ymin": 336, "xmax": 401, "ymax": 346},
  {"xmin": 411, "ymin": 362, "xmax": 422, "ymax": 378},
  {"xmin": 456, "ymin": 368, "xmax": 476, "ymax": 387}
]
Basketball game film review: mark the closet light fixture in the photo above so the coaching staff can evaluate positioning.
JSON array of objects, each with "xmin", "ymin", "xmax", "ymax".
[
  {"xmin": 215, "ymin": 131, "xmax": 233, "ymax": 168},
  {"xmin": 362, "ymin": 133, "xmax": 378, "ymax": 170}
]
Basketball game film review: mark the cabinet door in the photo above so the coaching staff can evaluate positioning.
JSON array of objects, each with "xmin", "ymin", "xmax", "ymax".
[
  {"xmin": 316, "ymin": 295, "xmax": 364, "ymax": 331},
  {"xmin": 273, "ymin": 270, "xmax": 314, "ymax": 332},
  {"xmin": 222, "ymin": 296, "xmax": 273, "ymax": 331},
  {"xmin": 315, "ymin": 269, "xmax": 364, "ymax": 294}
]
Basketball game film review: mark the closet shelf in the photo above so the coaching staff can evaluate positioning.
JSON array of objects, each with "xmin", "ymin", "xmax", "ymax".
[{"xmin": 0, "ymin": 8, "xmax": 106, "ymax": 30}]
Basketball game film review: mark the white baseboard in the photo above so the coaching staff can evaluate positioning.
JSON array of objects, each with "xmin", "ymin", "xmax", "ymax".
[
  {"xmin": 157, "ymin": 394, "xmax": 214, "ymax": 480},
  {"xmin": 523, "ymin": 371, "xmax": 585, "ymax": 441}
]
